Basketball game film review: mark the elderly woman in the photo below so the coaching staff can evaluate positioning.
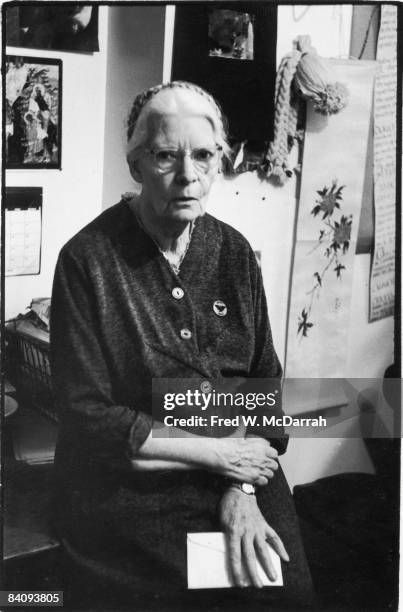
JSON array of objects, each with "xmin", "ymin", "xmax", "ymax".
[{"xmin": 50, "ymin": 81, "xmax": 314, "ymax": 610}]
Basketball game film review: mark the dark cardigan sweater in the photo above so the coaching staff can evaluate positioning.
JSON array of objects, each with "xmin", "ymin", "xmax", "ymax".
[
  {"xmin": 49, "ymin": 201, "xmax": 314, "ymax": 606},
  {"xmin": 50, "ymin": 200, "xmax": 286, "ymax": 470}
]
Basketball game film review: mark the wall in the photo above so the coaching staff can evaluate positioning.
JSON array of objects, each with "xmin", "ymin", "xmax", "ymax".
[
  {"xmin": 5, "ymin": 8, "xmax": 109, "ymax": 320},
  {"xmin": 277, "ymin": 4, "xmax": 352, "ymax": 63},
  {"xmin": 208, "ymin": 168, "xmax": 297, "ymax": 366},
  {"xmin": 101, "ymin": 6, "xmax": 165, "ymax": 208}
]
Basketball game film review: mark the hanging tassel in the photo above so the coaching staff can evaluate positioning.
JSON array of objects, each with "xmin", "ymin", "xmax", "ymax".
[{"xmin": 293, "ymin": 36, "xmax": 348, "ymax": 115}]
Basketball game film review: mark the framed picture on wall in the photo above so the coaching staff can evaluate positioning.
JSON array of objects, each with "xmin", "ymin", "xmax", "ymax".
[
  {"xmin": 5, "ymin": 56, "xmax": 62, "ymax": 169},
  {"xmin": 5, "ymin": 5, "xmax": 99, "ymax": 53}
]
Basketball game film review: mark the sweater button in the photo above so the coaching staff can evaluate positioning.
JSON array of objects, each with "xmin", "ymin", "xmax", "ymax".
[
  {"xmin": 180, "ymin": 328, "xmax": 192, "ymax": 340},
  {"xmin": 172, "ymin": 287, "xmax": 184, "ymax": 300}
]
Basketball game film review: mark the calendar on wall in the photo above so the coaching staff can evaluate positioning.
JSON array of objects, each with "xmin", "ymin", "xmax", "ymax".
[{"xmin": 5, "ymin": 187, "xmax": 42, "ymax": 276}]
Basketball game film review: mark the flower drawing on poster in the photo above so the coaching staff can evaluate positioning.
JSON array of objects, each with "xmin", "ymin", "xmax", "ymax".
[
  {"xmin": 208, "ymin": 10, "xmax": 254, "ymax": 61},
  {"xmin": 297, "ymin": 180, "xmax": 352, "ymax": 338}
]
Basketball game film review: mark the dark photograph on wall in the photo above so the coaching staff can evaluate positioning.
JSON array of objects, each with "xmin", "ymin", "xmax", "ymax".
[
  {"xmin": 172, "ymin": 2, "xmax": 277, "ymax": 143},
  {"xmin": 208, "ymin": 9, "xmax": 255, "ymax": 60},
  {"xmin": 5, "ymin": 5, "xmax": 99, "ymax": 53},
  {"xmin": 5, "ymin": 56, "xmax": 62, "ymax": 169}
]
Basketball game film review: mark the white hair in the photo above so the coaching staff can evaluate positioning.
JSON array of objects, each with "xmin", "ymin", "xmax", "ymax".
[{"xmin": 126, "ymin": 81, "xmax": 230, "ymax": 163}]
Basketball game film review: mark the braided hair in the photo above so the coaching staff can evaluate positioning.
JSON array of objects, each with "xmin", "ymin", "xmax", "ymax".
[{"xmin": 126, "ymin": 81, "xmax": 230, "ymax": 161}]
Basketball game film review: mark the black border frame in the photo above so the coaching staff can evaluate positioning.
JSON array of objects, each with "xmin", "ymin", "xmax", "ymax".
[{"xmin": 1, "ymin": 4, "xmax": 401, "ymax": 610}]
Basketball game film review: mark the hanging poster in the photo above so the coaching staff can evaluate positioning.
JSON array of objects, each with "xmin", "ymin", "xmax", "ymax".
[
  {"xmin": 285, "ymin": 60, "xmax": 376, "ymax": 380},
  {"xmin": 5, "ymin": 56, "xmax": 62, "ymax": 169},
  {"xmin": 369, "ymin": 5, "xmax": 397, "ymax": 322}
]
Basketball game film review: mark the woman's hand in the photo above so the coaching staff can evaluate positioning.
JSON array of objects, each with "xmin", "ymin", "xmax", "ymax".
[
  {"xmin": 219, "ymin": 487, "xmax": 289, "ymax": 588},
  {"xmin": 212, "ymin": 437, "xmax": 279, "ymax": 486}
]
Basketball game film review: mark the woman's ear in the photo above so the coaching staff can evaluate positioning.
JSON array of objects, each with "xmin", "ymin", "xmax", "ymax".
[{"xmin": 128, "ymin": 158, "xmax": 143, "ymax": 183}]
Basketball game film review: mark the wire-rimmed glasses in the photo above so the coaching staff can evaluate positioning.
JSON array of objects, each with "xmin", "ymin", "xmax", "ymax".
[{"xmin": 144, "ymin": 145, "xmax": 223, "ymax": 173}]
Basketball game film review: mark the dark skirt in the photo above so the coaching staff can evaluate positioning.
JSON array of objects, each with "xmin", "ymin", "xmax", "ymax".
[{"xmin": 55, "ymin": 465, "xmax": 315, "ymax": 611}]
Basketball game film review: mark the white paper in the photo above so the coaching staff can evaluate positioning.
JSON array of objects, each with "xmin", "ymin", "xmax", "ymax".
[
  {"xmin": 187, "ymin": 532, "xmax": 283, "ymax": 589},
  {"xmin": 370, "ymin": 5, "xmax": 397, "ymax": 322},
  {"xmin": 5, "ymin": 207, "xmax": 42, "ymax": 276}
]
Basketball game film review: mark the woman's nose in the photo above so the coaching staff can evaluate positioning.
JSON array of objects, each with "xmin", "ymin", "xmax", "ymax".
[{"xmin": 175, "ymin": 153, "xmax": 198, "ymax": 184}]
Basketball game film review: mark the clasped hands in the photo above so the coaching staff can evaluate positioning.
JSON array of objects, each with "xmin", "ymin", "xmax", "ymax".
[
  {"xmin": 133, "ymin": 430, "xmax": 279, "ymax": 484},
  {"xmin": 213, "ymin": 435, "xmax": 279, "ymax": 485}
]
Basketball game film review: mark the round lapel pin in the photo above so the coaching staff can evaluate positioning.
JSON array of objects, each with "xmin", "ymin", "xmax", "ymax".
[{"xmin": 213, "ymin": 300, "xmax": 227, "ymax": 317}]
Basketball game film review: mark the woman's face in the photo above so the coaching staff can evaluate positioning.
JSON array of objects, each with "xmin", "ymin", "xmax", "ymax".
[{"xmin": 132, "ymin": 113, "xmax": 220, "ymax": 225}]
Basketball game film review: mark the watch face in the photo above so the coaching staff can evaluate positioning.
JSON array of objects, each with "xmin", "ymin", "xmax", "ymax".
[{"xmin": 241, "ymin": 483, "xmax": 256, "ymax": 495}]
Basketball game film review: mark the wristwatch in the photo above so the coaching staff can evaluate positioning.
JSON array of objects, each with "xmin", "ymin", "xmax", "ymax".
[{"xmin": 231, "ymin": 482, "xmax": 256, "ymax": 496}]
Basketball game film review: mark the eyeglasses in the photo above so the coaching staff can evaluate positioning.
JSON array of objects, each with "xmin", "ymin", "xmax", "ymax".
[{"xmin": 144, "ymin": 145, "xmax": 222, "ymax": 173}]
